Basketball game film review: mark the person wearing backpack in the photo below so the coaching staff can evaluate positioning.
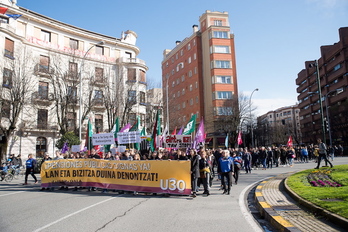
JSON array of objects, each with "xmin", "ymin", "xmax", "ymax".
[{"xmin": 23, "ymin": 154, "xmax": 38, "ymax": 185}]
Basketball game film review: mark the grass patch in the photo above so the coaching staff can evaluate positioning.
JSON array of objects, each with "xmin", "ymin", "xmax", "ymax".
[{"xmin": 287, "ymin": 164, "xmax": 348, "ymax": 219}]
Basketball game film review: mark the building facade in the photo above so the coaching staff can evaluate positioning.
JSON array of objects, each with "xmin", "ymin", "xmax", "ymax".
[
  {"xmin": 257, "ymin": 105, "xmax": 301, "ymax": 146},
  {"xmin": 0, "ymin": 0, "xmax": 148, "ymax": 160},
  {"xmin": 296, "ymin": 27, "xmax": 348, "ymax": 146},
  {"xmin": 161, "ymin": 11, "xmax": 238, "ymax": 147}
]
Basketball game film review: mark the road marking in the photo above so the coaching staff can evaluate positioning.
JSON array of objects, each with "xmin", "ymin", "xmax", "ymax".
[
  {"xmin": 33, "ymin": 197, "xmax": 115, "ymax": 232},
  {"xmin": 0, "ymin": 191, "xmax": 24, "ymax": 197}
]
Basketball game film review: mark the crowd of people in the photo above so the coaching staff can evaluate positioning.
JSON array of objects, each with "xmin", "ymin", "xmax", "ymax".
[{"xmin": 0, "ymin": 140, "xmax": 344, "ymax": 197}]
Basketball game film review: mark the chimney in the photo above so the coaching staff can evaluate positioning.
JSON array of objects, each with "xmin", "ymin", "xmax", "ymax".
[
  {"xmin": 176, "ymin": 40, "xmax": 181, "ymax": 46},
  {"xmin": 192, "ymin": 25, "xmax": 198, "ymax": 33}
]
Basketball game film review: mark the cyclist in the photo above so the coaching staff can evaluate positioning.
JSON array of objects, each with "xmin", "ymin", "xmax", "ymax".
[{"xmin": 0, "ymin": 163, "xmax": 9, "ymax": 181}]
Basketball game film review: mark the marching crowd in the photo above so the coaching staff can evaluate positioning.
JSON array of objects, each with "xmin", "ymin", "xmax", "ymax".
[{"xmin": 0, "ymin": 140, "xmax": 344, "ymax": 197}]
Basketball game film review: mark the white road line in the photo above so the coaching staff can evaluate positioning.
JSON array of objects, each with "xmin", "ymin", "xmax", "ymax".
[
  {"xmin": 33, "ymin": 197, "xmax": 115, "ymax": 232},
  {"xmin": 0, "ymin": 191, "xmax": 24, "ymax": 197},
  {"xmin": 239, "ymin": 178, "xmax": 268, "ymax": 232}
]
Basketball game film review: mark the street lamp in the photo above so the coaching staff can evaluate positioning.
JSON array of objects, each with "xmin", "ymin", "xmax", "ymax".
[
  {"xmin": 166, "ymin": 76, "xmax": 169, "ymax": 131},
  {"xmin": 79, "ymin": 41, "xmax": 105, "ymax": 141},
  {"xmin": 249, "ymin": 88, "xmax": 259, "ymax": 148},
  {"xmin": 309, "ymin": 60, "xmax": 326, "ymax": 143}
]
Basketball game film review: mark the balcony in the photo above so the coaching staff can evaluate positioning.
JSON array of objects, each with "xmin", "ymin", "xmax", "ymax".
[
  {"xmin": 34, "ymin": 64, "xmax": 55, "ymax": 77},
  {"xmin": 31, "ymin": 92, "xmax": 53, "ymax": 105}
]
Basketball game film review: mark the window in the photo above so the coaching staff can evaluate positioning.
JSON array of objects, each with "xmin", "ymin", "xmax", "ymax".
[
  {"xmin": 188, "ymin": 70, "xmax": 192, "ymax": 77},
  {"xmin": 41, "ymin": 30, "xmax": 51, "ymax": 42},
  {"xmin": 4, "ymin": 38, "xmax": 14, "ymax": 58},
  {"xmin": 39, "ymin": 55, "xmax": 50, "ymax": 73},
  {"xmin": 69, "ymin": 62, "xmax": 78, "ymax": 79},
  {"xmin": 140, "ymin": 91, "xmax": 145, "ymax": 104},
  {"xmin": 182, "ymin": 102, "xmax": 186, "ymax": 108},
  {"xmin": 1, "ymin": 100, "xmax": 10, "ymax": 118},
  {"xmin": 216, "ymin": 76, "xmax": 232, "ymax": 84},
  {"xmin": 214, "ymin": 20, "xmax": 223, "ymax": 26},
  {"xmin": 69, "ymin": 39, "xmax": 78, "ymax": 49},
  {"xmin": 140, "ymin": 70, "xmax": 146, "ymax": 82},
  {"xmin": 67, "ymin": 86, "xmax": 77, "ymax": 103},
  {"xmin": 182, "ymin": 88, "xmax": 185, "ymax": 95},
  {"xmin": 125, "ymin": 52, "xmax": 132, "ymax": 58},
  {"xmin": 37, "ymin": 109, "xmax": 48, "ymax": 129},
  {"xmin": 95, "ymin": 45, "xmax": 104, "ymax": 55},
  {"xmin": 187, "ymin": 43, "xmax": 191, "ymax": 50},
  {"xmin": 95, "ymin": 114, "xmax": 103, "ymax": 133},
  {"xmin": 190, "ymin": 98, "xmax": 193, "ymax": 105},
  {"xmin": 189, "ymin": 84, "xmax": 193, "ymax": 91},
  {"xmin": 128, "ymin": 68, "xmax": 136, "ymax": 81},
  {"xmin": 214, "ymin": 61, "xmax": 231, "ymax": 69},
  {"xmin": 213, "ymin": 45, "xmax": 229, "ymax": 53},
  {"xmin": 0, "ymin": 16, "xmax": 9, "ymax": 24},
  {"xmin": 3, "ymin": 68, "xmax": 12, "ymax": 88},
  {"xmin": 188, "ymin": 57, "xmax": 191, "ymax": 64},
  {"xmin": 38, "ymin": 82, "xmax": 49, "ymax": 100},
  {"xmin": 67, "ymin": 112, "xmax": 76, "ymax": 131},
  {"xmin": 194, "ymin": 53, "xmax": 196, "ymax": 60},
  {"xmin": 212, "ymin": 31, "xmax": 228, "ymax": 38},
  {"xmin": 216, "ymin": 91, "xmax": 232, "ymax": 99},
  {"xmin": 94, "ymin": 90, "xmax": 103, "ymax": 105},
  {"xmin": 181, "ymin": 75, "xmax": 185, "ymax": 82},
  {"xmin": 128, "ymin": 90, "xmax": 137, "ymax": 104},
  {"xmin": 216, "ymin": 107, "xmax": 232, "ymax": 116},
  {"xmin": 95, "ymin": 67, "xmax": 104, "ymax": 82}
]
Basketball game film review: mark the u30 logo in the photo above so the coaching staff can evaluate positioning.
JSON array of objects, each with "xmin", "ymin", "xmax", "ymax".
[{"xmin": 160, "ymin": 178, "xmax": 186, "ymax": 192}]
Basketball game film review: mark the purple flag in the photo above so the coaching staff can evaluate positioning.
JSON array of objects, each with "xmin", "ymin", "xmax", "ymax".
[
  {"xmin": 177, "ymin": 126, "xmax": 184, "ymax": 135},
  {"xmin": 61, "ymin": 142, "xmax": 69, "ymax": 154},
  {"xmin": 195, "ymin": 117, "xmax": 205, "ymax": 144},
  {"xmin": 120, "ymin": 123, "xmax": 131, "ymax": 132}
]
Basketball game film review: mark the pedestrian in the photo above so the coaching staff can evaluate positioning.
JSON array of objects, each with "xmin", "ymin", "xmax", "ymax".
[
  {"xmin": 242, "ymin": 148, "xmax": 252, "ymax": 174},
  {"xmin": 190, "ymin": 149, "xmax": 200, "ymax": 197},
  {"xmin": 232, "ymin": 151, "xmax": 242, "ymax": 184},
  {"xmin": 315, "ymin": 138, "xmax": 333, "ymax": 169},
  {"xmin": 217, "ymin": 150, "xmax": 234, "ymax": 195},
  {"xmin": 23, "ymin": 154, "xmax": 38, "ymax": 185},
  {"xmin": 198, "ymin": 150, "xmax": 210, "ymax": 196},
  {"xmin": 259, "ymin": 147, "xmax": 267, "ymax": 170},
  {"xmin": 286, "ymin": 147, "xmax": 295, "ymax": 167}
]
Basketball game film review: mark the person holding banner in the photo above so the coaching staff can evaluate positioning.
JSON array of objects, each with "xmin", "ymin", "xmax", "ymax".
[{"xmin": 190, "ymin": 149, "xmax": 200, "ymax": 198}]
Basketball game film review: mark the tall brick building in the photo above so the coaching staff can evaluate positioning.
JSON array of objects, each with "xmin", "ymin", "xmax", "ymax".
[
  {"xmin": 162, "ymin": 11, "xmax": 238, "ymax": 147},
  {"xmin": 296, "ymin": 27, "xmax": 348, "ymax": 146}
]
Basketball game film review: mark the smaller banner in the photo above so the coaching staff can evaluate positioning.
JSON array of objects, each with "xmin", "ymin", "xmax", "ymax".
[
  {"xmin": 71, "ymin": 145, "xmax": 81, "ymax": 152},
  {"xmin": 117, "ymin": 131, "xmax": 141, "ymax": 144},
  {"xmin": 163, "ymin": 135, "xmax": 192, "ymax": 148},
  {"xmin": 92, "ymin": 133, "xmax": 115, "ymax": 145}
]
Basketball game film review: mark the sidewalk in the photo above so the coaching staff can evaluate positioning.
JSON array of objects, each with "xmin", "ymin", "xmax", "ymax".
[{"xmin": 254, "ymin": 172, "xmax": 348, "ymax": 232}]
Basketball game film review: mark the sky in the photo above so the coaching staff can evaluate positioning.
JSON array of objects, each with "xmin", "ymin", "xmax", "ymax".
[{"xmin": 17, "ymin": 0, "xmax": 348, "ymax": 116}]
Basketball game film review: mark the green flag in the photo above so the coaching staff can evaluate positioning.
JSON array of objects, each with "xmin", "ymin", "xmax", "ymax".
[
  {"xmin": 112, "ymin": 117, "xmax": 120, "ymax": 142},
  {"xmin": 130, "ymin": 116, "xmax": 140, "ymax": 131},
  {"xmin": 183, "ymin": 114, "xmax": 197, "ymax": 135}
]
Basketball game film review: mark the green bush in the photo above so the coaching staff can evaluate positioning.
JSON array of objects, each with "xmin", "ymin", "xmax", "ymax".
[{"xmin": 55, "ymin": 132, "xmax": 80, "ymax": 149}]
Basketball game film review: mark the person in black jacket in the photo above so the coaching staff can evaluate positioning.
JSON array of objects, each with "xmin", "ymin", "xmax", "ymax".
[
  {"xmin": 190, "ymin": 149, "xmax": 200, "ymax": 197},
  {"xmin": 199, "ymin": 150, "xmax": 211, "ymax": 196}
]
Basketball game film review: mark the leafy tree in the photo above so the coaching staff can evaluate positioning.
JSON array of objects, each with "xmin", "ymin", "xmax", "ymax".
[{"xmin": 56, "ymin": 131, "xmax": 80, "ymax": 149}]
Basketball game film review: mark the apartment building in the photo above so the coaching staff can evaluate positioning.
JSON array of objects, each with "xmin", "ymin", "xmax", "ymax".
[
  {"xmin": 0, "ymin": 1, "xmax": 148, "ymax": 159},
  {"xmin": 257, "ymin": 105, "xmax": 301, "ymax": 146},
  {"xmin": 162, "ymin": 10, "xmax": 238, "ymax": 147},
  {"xmin": 296, "ymin": 27, "xmax": 348, "ymax": 146}
]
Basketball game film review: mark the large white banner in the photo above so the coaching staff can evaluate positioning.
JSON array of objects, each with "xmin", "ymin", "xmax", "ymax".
[
  {"xmin": 92, "ymin": 133, "xmax": 115, "ymax": 145},
  {"xmin": 163, "ymin": 135, "xmax": 192, "ymax": 148},
  {"xmin": 117, "ymin": 131, "xmax": 141, "ymax": 144}
]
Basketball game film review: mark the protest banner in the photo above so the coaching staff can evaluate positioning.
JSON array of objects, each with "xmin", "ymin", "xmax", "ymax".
[
  {"xmin": 40, "ymin": 159, "xmax": 191, "ymax": 195},
  {"xmin": 92, "ymin": 133, "xmax": 115, "ymax": 145},
  {"xmin": 117, "ymin": 131, "xmax": 141, "ymax": 144},
  {"xmin": 163, "ymin": 135, "xmax": 192, "ymax": 148},
  {"xmin": 71, "ymin": 145, "xmax": 81, "ymax": 152}
]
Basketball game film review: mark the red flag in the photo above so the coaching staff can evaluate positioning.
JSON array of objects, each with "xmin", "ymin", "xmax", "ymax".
[
  {"xmin": 0, "ymin": 7, "xmax": 8, "ymax": 14},
  {"xmin": 171, "ymin": 126, "xmax": 177, "ymax": 135},
  {"xmin": 287, "ymin": 136, "xmax": 293, "ymax": 147},
  {"xmin": 237, "ymin": 131, "xmax": 243, "ymax": 145}
]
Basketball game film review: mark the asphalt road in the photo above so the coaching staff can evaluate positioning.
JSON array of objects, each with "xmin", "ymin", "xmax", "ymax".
[{"xmin": 1, "ymin": 157, "xmax": 347, "ymax": 232}]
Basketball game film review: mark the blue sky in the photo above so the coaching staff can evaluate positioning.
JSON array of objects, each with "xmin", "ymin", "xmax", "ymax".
[{"xmin": 18, "ymin": 0, "xmax": 348, "ymax": 115}]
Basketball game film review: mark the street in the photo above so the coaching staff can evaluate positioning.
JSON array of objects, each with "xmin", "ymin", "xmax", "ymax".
[{"xmin": 1, "ymin": 157, "xmax": 347, "ymax": 232}]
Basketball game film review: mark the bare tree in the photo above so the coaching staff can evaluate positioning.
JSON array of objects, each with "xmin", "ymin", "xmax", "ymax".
[{"xmin": 0, "ymin": 48, "xmax": 35, "ymax": 163}]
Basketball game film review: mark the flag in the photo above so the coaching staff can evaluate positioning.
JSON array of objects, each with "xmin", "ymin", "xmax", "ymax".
[
  {"xmin": 130, "ymin": 116, "xmax": 140, "ymax": 132},
  {"xmin": 171, "ymin": 126, "xmax": 177, "ymax": 135},
  {"xmin": 0, "ymin": 7, "xmax": 8, "ymax": 14},
  {"xmin": 61, "ymin": 142, "xmax": 69, "ymax": 154},
  {"xmin": 150, "ymin": 110, "xmax": 160, "ymax": 151},
  {"xmin": 120, "ymin": 123, "xmax": 131, "ymax": 132},
  {"xmin": 225, "ymin": 134, "xmax": 229, "ymax": 148},
  {"xmin": 111, "ymin": 117, "xmax": 120, "ymax": 142},
  {"xmin": 85, "ymin": 120, "xmax": 93, "ymax": 154},
  {"xmin": 177, "ymin": 126, "xmax": 184, "ymax": 135},
  {"xmin": 160, "ymin": 124, "xmax": 169, "ymax": 145},
  {"xmin": 183, "ymin": 114, "xmax": 197, "ymax": 135},
  {"xmin": 237, "ymin": 131, "xmax": 243, "ymax": 145},
  {"xmin": 195, "ymin": 117, "xmax": 205, "ymax": 144},
  {"xmin": 6, "ymin": 14, "xmax": 22, "ymax": 20},
  {"xmin": 287, "ymin": 136, "xmax": 293, "ymax": 147}
]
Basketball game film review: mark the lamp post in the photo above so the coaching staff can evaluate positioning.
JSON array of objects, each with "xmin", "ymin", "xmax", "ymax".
[
  {"xmin": 249, "ymin": 88, "xmax": 259, "ymax": 148},
  {"xmin": 309, "ymin": 60, "xmax": 326, "ymax": 143},
  {"xmin": 79, "ymin": 41, "xmax": 105, "ymax": 141},
  {"xmin": 166, "ymin": 76, "xmax": 169, "ymax": 131}
]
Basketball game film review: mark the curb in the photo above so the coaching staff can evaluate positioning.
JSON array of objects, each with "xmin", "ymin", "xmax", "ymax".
[
  {"xmin": 254, "ymin": 178, "xmax": 301, "ymax": 232},
  {"xmin": 284, "ymin": 177, "xmax": 348, "ymax": 228}
]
